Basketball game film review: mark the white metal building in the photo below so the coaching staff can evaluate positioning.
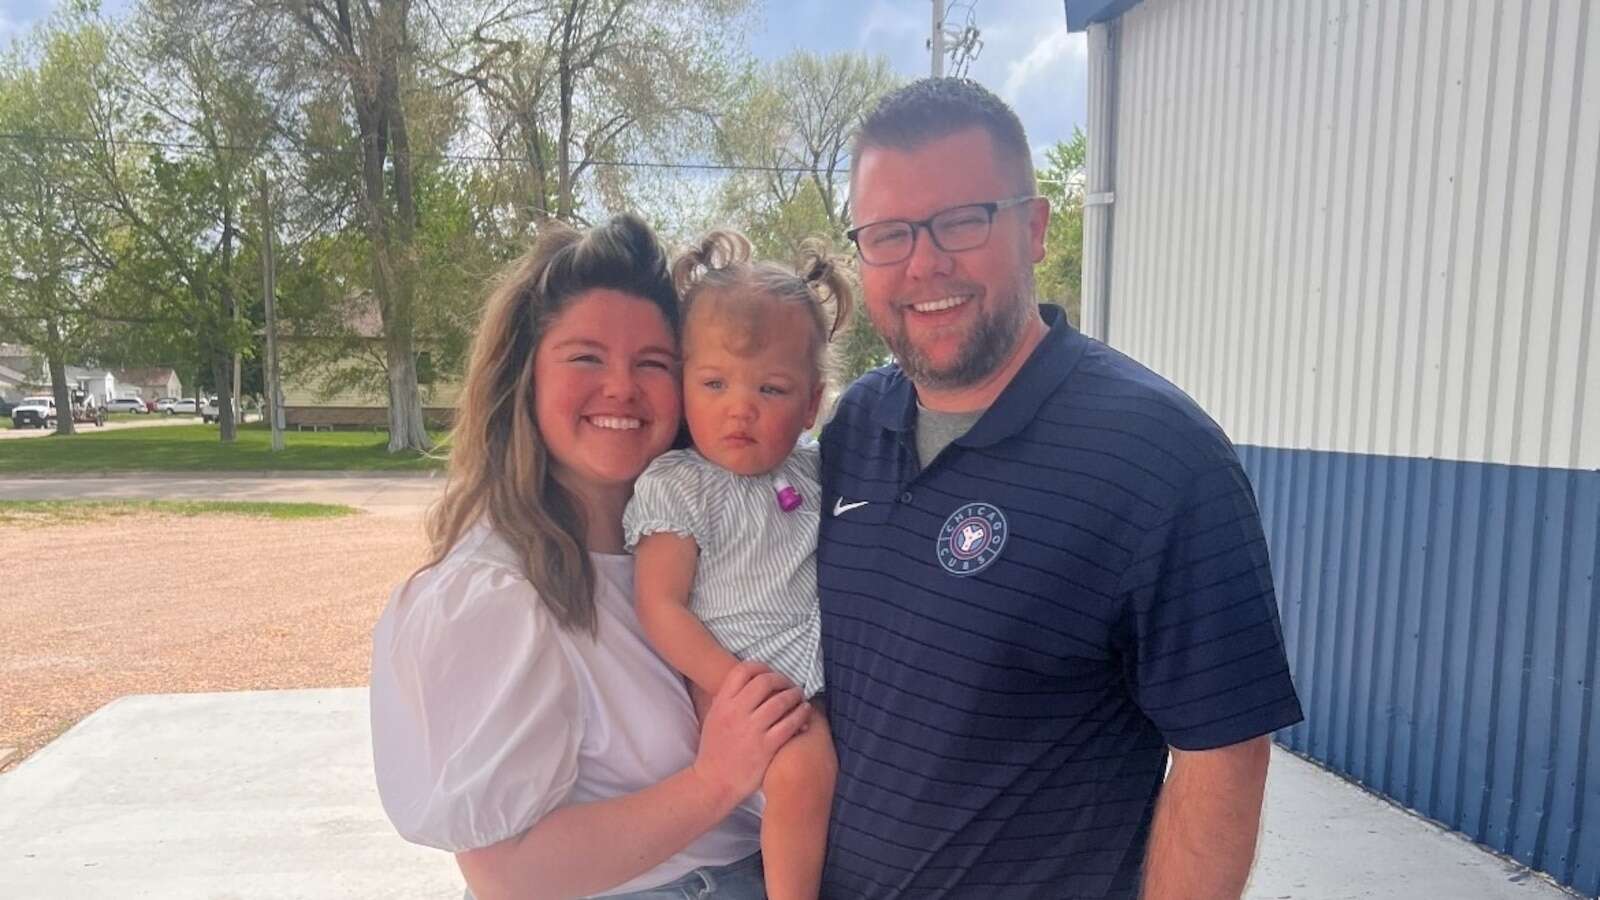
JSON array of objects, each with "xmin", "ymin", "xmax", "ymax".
[{"xmin": 1065, "ymin": 0, "xmax": 1598, "ymax": 893}]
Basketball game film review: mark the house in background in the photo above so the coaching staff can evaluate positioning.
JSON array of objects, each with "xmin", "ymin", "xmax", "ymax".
[
  {"xmin": 0, "ymin": 346, "xmax": 185, "ymax": 406},
  {"xmin": 278, "ymin": 300, "xmax": 460, "ymax": 429},
  {"xmin": 113, "ymin": 367, "xmax": 183, "ymax": 401},
  {"xmin": 1065, "ymin": 0, "xmax": 1598, "ymax": 894},
  {"xmin": 63, "ymin": 367, "xmax": 117, "ymax": 404},
  {"xmin": 0, "ymin": 362, "xmax": 32, "ymax": 403},
  {"xmin": 0, "ymin": 344, "xmax": 45, "ymax": 392}
]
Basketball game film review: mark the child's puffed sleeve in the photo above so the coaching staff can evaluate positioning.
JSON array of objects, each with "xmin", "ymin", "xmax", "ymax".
[
  {"xmin": 623, "ymin": 450, "xmax": 713, "ymax": 552},
  {"xmin": 369, "ymin": 561, "xmax": 583, "ymax": 852}
]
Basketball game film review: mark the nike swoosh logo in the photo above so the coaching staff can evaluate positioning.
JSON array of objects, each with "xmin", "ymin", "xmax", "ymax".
[{"xmin": 833, "ymin": 498, "xmax": 869, "ymax": 516}]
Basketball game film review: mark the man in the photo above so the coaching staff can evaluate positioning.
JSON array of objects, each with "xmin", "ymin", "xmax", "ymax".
[{"xmin": 818, "ymin": 78, "xmax": 1304, "ymax": 899}]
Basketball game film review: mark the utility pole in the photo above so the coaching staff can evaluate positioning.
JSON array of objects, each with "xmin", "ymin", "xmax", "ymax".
[
  {"xmin": 258, "ymin": 173, "xmax": 284, "ymax": 452},
  {"xmin": 931, "ymin": 0, "xmax": 983, "ymax": 79},
  {"xmin": 232, "ymin": 301, "xmax": 242, "ymax": 427}
]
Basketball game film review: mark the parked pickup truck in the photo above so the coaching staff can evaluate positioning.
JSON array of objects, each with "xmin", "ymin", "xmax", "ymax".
[
  {"xmin": 200, "ymin": 396, "xmax": 234, "ymax": 424},
  {"xmin": 11, "ymin": 395, "xmax": 56, "ymax": 429}
]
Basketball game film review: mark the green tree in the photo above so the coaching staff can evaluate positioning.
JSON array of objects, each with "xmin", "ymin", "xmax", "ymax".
[
  {"xmin": 94, "ymin": 0, "xmax": 284, "ymax": 441},
  {"xmin": 273, "ymin": 162, "xmax": 510, "ymax": 410},
  {"xmin": 715, "ymin": 51, "xmax": 899, "ymax": 384},
  {"xmin": 442, "ymin": 0, "xmax": 750, "ymax": 231},
  {"xmin": 230, "ymin": 0, "xmax": 445, "ymax": 452},
  {"xmin": 1034, "ymin": 127, "xmax": 1086, "ymax": 326},
  {"xmin": 0, "ymin": 13, "xmax": 120, "ymax": 435}
]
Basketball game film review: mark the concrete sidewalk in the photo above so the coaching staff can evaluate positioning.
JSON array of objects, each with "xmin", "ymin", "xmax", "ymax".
[
  {"xmin": 0, "ymin": 473, "xmax": 444, "ymax": 517},
  {"xmin": 0, "ymin": 689, "xmax": 1577, "ymax": 899}
]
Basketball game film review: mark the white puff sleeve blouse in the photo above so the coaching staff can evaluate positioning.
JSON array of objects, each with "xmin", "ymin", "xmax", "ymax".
[
  {"xmin": 370, "ymin": 529, "xmax": 582, "ymax": 851},
  {"xmin": 369, "ymin": 523, "xmax": 759, "ymax": 891}
]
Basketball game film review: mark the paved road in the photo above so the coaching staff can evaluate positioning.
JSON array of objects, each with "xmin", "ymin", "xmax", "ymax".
[
  {"xmin": 0, "ymin": 411, "xmax": 268, "ymax": 440},
  {"xmin": 0, "ymin": 415, "xmax": 201, "ymax": 440},
  {"xmin": 0, "ymin": 473, "xmax": 444, "ymax": 516}
]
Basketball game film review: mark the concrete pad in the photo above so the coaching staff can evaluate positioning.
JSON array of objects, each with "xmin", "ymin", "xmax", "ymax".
[
  {"xmin": 0, "ymin": 689, "xmax": 460, "ymax": 899},
  {"xmin": 0, "ymin": 474, "xmax": 444, "ymax": 517},
  {"xmin": 1247, "ymin": 747, "xmax": 1576, "ymax": 899},
  {"xmin": 0, "ymin": 690, "xmax": 1578, "ymax": 899}
]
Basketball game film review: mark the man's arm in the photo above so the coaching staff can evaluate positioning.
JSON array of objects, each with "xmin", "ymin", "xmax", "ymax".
[{"xmin": 1140, "ymin": 735, "xmax": 1272, "ymax": 900}]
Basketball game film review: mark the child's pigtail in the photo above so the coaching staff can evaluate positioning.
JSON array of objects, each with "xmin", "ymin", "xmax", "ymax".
[
  {"xmin": 796, "ymin": 238, "xmax": 857, "ymax": 342},
  {"xmin": 673, "ymin": 230, "xmax": 753, "ymax": 302}
]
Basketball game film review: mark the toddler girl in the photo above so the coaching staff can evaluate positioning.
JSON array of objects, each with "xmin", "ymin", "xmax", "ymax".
[{"xmin": 624, "ymin": 231, "xmax": 851, "ymax": 900}]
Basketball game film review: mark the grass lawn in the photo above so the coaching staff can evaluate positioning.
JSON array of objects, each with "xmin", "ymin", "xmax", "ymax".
[
  {"xmin": 0, "ymin": 423, "xmax": 449, "ymax": 474},
  {"xmin": 0, "ymin": 499, "xmax": 361, "ymax": 526}
]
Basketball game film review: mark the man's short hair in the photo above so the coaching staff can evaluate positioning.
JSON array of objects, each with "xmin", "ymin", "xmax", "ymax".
[{"xmin": 851, "ymin": 77, "xmax": 1036, "ymax": 193}]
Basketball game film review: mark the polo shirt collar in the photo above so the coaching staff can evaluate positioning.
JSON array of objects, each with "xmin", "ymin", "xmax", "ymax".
[{"xmin": 869, "ymin": 305, "xmax": 1088, "ymax": 446}]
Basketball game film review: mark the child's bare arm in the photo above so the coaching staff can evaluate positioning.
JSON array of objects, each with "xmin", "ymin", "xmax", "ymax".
[{"xmin": 633, "ymin": 532, "xmax": 742, "ymax": 695}]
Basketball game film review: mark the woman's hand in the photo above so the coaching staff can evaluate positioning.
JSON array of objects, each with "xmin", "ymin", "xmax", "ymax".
[
  {"xmin": 691, "ymin": 660, "xmax": 810, "ymax": 808},
  {"xmin": 459, "ymin": 663, "xmax": 805, "ymax": 900}
]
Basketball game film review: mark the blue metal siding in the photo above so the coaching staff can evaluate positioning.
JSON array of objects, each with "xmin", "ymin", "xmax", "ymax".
[
  {"xmin": 1240, "ymin": 445, "xmax": 1600, "ymax": 893},
  {"xmin": 1090, "ymin": 0, "xmax": 1599, "ymax": 892}
]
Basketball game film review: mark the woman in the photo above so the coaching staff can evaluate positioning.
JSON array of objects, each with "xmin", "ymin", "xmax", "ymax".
[{"xmin": 370, "ymin": 214, "xmax": 808, "ymax": 899}]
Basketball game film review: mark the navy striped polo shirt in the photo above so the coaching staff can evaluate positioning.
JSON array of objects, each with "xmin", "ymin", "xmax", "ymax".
[{"xmin": 817, "ymin": 306, "xmax": 1303, "ymax": 898}]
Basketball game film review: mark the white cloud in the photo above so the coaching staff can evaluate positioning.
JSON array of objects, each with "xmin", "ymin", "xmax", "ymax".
[
  {"xmin": 1001, "ymin": 28, "xmax": 1087, "ymax": 105},
  {"xmin": 858, "ymin": 0, "xmax": 925, "ymax": 54}
]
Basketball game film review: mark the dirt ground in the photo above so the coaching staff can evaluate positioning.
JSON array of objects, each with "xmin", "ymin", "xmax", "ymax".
[{"xmin": 0, "ymin": 511, "xmax": 430, "ymax": 770}]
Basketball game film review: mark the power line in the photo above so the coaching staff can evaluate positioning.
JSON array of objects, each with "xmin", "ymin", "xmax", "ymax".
[
  {"xmin": 0, "ymin": 127, "xmax": 1078, "ymax": 188},
  {"xmin": 931, "ymin": 0, "xmax": 982, "ymax": 80},
  {"xmin": 0, "ymin": 130, "xmax": 842, "ymax": 177}
]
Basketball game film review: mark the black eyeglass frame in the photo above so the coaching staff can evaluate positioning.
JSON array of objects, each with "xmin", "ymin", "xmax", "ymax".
[{"xmin": 845, "ymin": 196, "xmax": 1041, "ymax": 266}]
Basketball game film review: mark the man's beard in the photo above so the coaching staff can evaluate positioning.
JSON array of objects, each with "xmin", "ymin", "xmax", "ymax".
[{"xmin": 881, "ymin": 284, "xmax": 1033, "ymax": 392}]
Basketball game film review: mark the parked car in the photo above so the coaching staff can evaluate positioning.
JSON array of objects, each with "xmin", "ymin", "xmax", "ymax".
[
  {"xmin": 11, "ymin": 395, "xmax": 56, "ymax": 429},
  {"xmin": 200, "ymin": 396, "xmax": 231, "ymax": 424},
  {"xmin": 104, "ymin": 397, "xmax": 149, "ymax": 414},
  {"xmin": 0, "ymin": 397, "xmax": 15, "ymax": 417},
  {"xmin": 166, "ymin": 398, "xmax": 199, "ymax": 416},
  {"xmin": 154, "ymin": 397, "xmax": 177, "ymax": 412}
]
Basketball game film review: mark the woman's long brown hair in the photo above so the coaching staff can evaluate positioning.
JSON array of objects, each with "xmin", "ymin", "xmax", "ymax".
[{"xmin": 420, "ymin": 214, "xmax": 681, "ymax": 635}]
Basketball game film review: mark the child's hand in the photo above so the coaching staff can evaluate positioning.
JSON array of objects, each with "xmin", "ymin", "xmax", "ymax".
[{"xmin": 690, "ymin": 660, "xmax": 808, "ymax": 806}]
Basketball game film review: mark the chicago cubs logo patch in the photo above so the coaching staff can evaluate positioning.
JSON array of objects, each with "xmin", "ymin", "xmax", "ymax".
[{"xmin": 936, "ymin": 502, "xmax": 1008, "ymax": 576}]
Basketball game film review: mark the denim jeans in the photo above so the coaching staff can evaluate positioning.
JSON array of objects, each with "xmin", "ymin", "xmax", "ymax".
[
  {"xmin": 602, "ymin": 853, "xmax": 765, "ymax": 899},
  {"xmin": 463, "ymin": 853, "xmax": 765, "ymax": 900}
]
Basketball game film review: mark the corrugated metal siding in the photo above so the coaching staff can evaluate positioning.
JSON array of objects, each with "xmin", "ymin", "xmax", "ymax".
[
  {"xmin": 1238, "ymin": 446, "xmax": 1600, "ymax": 893},
  {"xmin": 1098, "ymin": 0, "xmax": 1600, "ymax": 893},
  {"xmin": 1108, "ymin": 0, "xmax": 1599, "ymax": 471}
]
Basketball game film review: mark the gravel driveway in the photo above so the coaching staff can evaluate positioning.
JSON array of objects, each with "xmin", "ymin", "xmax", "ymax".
[{"xmin": 0, "ymin": 511, "xmax": 430, "ymax": 769}]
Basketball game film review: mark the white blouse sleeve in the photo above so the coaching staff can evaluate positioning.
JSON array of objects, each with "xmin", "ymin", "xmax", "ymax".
[{"xmin": 369, "ymin": 560, "xmax": 584, "ymax": 852}]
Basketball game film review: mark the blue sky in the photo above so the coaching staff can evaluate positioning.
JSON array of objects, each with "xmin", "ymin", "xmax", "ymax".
[
  {"xmin": 2, "ymin": 0, "xmax": 1087, "ymax": 161},
  {"xmin": 749, "ymin": 1, "xmax": 1088, "ymax": 162}
]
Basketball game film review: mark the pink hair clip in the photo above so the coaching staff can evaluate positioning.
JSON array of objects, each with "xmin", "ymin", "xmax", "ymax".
[{"xmin": 772, "ymin": 475, "xmax": 803, "ymax": 512}]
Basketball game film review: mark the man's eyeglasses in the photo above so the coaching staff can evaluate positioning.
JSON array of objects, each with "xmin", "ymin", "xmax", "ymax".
[{"xmin": 845, "ymin": 196, "xmax": 1039, "ymax": 266}]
